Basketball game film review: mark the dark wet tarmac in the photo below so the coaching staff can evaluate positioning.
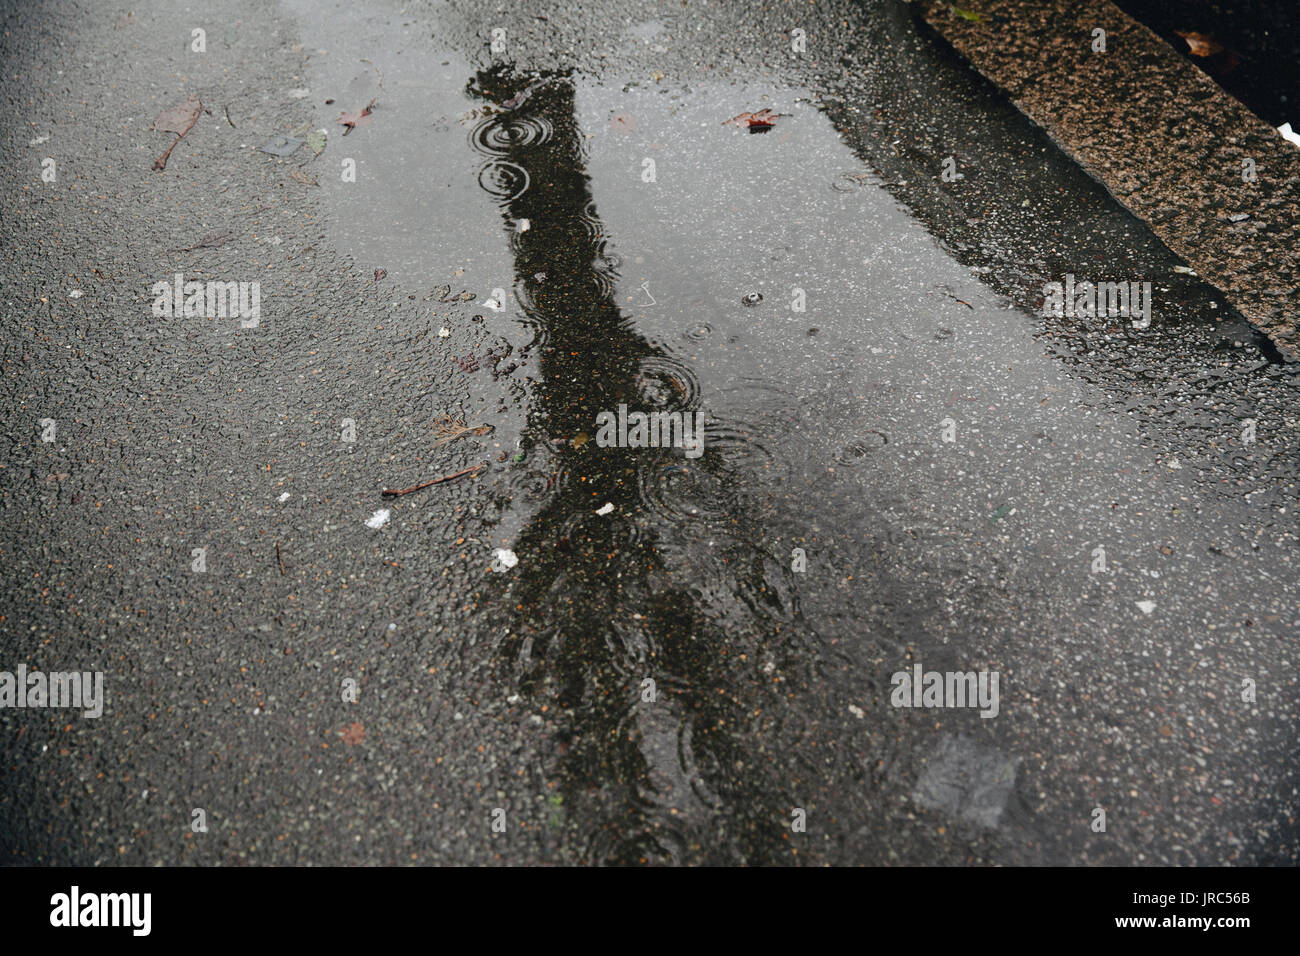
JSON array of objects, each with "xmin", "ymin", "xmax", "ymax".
[{"xmin": 0, "ymin": 0, "xmax": 1295, "ymax": 865}]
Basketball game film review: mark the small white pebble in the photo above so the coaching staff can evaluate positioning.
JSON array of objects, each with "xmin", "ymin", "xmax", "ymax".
[
  {"xmin": 438, "ymin": 327, "xmax": 450, "ymax": 338},
  {"xmin": 1136, "ymin": 600, "xmax": 1156, "ymax": 615},
  {"xmin": 278, "ymin": 492, "xmax": 291, "ymax": 502},
  {"xmin": 595, "ymin": 502, "xmax": 614, "ymax": 516}
]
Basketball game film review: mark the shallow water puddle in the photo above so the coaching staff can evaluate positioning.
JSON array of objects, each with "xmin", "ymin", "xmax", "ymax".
[{"xmin": 282, "ymin": 3, "xmax": 1286, "ymax": 864}]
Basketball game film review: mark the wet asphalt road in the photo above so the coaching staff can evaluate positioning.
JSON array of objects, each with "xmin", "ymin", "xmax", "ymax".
[{"xmin": 1, "ymin": 0, "xmax": 1297, "ymax": 865}]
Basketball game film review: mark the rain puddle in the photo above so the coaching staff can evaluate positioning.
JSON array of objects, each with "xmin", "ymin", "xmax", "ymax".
[{"xmin": 284, "ymin": 1, "xmax": 1297, "ymax": 864}]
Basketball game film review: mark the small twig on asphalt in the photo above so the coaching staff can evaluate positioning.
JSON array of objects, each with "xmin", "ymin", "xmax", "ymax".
[
  {"xmin": 169, "ymin": 229, "xmax": 231, "ymax": 253},
  {"xmin": 382, "ymin": 462, "xmax": 487, "ymax": 497},
  {"xmin": 224, "ymin": 105, "xmax": 236, "ymax": 128},
  {"xmin": 153, "ymin": 99, "xmax": 203, "ymax": 171},
  {"xmin": 276, "ymin": 541, "xmax": 286, "ymax": 576}
]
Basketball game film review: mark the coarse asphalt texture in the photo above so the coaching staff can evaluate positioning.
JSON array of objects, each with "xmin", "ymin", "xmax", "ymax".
[{"xmin": 1, "ymin": 0, "xmax": 1297, "ymax": 865}]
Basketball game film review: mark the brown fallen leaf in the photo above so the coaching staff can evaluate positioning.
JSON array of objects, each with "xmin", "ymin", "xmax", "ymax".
[
  {"xmin": 338, "ymin": 721, "xmax": 365, "ymax": 746},
  {"xmin": 153, "ymin": 97, "xmax": 203, "ymax": 135},
  {"xmin": 339, "ymin": 97, "xmax": 377, "ymax": 135},
  {"xmin": 289, "ymin": 169, "xmax": 318, "ymax": 187},
  {"xmin": 1176, "ymin": 30, "xmax": 1223, "ymax": 57},
  {"xmin": 373, "ymin": 268, "xmax": 387, "ymax": 283},
  {"xmin": 152, "ymin": 97, "xmax": 204, "ymax": 170},
  {"xmin": 432, "ymin": 416, "xmax": 493, "ymax": 446}
]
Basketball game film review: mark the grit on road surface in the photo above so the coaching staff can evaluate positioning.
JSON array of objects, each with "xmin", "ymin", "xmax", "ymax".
[{"xmin": 1, "ymin": 0, "xmax": 1296, "ymax": 865}]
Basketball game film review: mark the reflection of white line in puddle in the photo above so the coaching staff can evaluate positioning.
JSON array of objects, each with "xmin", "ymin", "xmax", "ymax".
[{"xmin": 477, "ymin": 160, "xmax": 530, "ymax": 202}]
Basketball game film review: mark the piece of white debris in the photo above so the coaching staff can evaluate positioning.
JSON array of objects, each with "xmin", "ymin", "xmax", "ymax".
[
  {"xmin": 848, "ymin": 704, "xmax": 865, "ymax": 719},
  {"xmin": 438, "ymin": 327, "xmax": 451, "ymax": 338},
  {"xmin": 365, "ymin": 509, "xmax": 391, "ymax": 529},
  {"xmin": 1278, "ymin": 122, "xmax": 1300, "ymax": 149},
  {"xmin": 289, "ymin": 88, "xmax": 312, "ymax": 99},
  {"xmin": 68, "ymin": 290, "xmax": 83, "ymax": 299},
  {"xmin": 484, "ymin": 296, "xmax": 504, "ymax": 311},
  {"xmin": 492, "ymin": 548, "xmax": 518, "ymax": 571},
  {"xmin": 29, "ymin": 134, "xmax": 50, "ymax": 146},
  {"xmin": 278, "ymin": 492, "xmax": 291, "ymax": 502},
  {"xmin": 595, "ymin": 502, "xmax": 614, "ymax": 516},
  {"xmin": 1136, "ymin": 600, "xmax": 1156, "ymax": 616},
  {"xmin": 1172, "ymin": 265, "xmax": 1197, "ymax": 275},
  {"xmin": 517, "ymin": 218, "xmax": 531, "ymax": 232}
]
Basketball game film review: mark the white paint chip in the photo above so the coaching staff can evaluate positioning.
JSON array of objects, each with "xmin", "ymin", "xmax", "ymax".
[
  {"xmin": 365, "ymin": 509, "xmax": 391, "ymax": 529},
  {"xmin": 1136, "ymin": 600, "xmax": 1156, "ymax": 615},
  {"xmin": 1278, "ymin": 122, "xmax": 1300, "ymax": 148},
  {"xmin": 595, "ymin": 502, "xmax": 614, "ymax": 515}
]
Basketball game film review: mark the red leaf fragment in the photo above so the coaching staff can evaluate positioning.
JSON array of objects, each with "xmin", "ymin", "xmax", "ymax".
[
  {"xmin": 339, "ymin": 97, "xmax": 377, "ymax": 135},
  {"xmin": 723, "ymin": 108, "xmax": 786, "ymax": 132}
]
